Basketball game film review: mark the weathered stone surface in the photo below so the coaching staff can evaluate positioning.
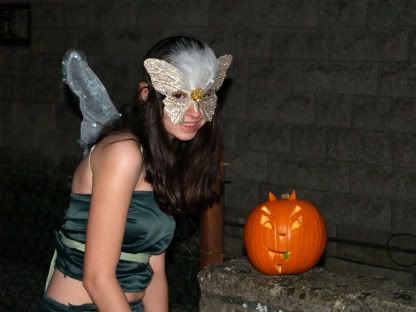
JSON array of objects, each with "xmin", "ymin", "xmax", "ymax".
[
  {"xmin": 292, "ymin": 126, "xmax": 326, "ymax": 159},
  {"xmin": 63, "ymin": 2, "xmax": 92, "ymax": 27},
  {"xmin": 222, "ymin": 76, "xmax": 247, "ymax": 120},
  {"xmin": 268, "ymin": 158, "xmax": 349, "ymax": 193},
  {"xmin": 318, "ymin": 0, "xmax": 367, "ymax": 26},
  {"xmin": 390, "ymin": 133, "xmax": 416, "ymax": 167},
  {"xmin": 349, "ymin": 95, "xmax": 416, "ymax": 133},
  {"xmin": 233, "ymin": 29, "xmax": 272, "ymax": 59},
  {"xmin": 1, "ymin": 125, "xmax": 38, "ymax": 151},
  {"xmin": 246, "ymin": 91, "xmax": 314, "ymax": 124},
  {"xmin": 408, "ymin": 30, "xmax": 416, "ymax": 61},
  {"xmin": 135, "ymin": 0, "xmax": 210, "ymax": 27},
  {"xmin": 317, "ymin": 193, "xmax": 391, "ymax": 232},
  {"xmin": 251, "ymin": 0, "xmax": 317, "ymax": 26},
  {"xmin": 208, "ymin": 0, "xmax": 250, "ymax": 26},
  {"xmin": 248, "ymin": 61, "xmax": 330, "ymax": 93},
  {"xmin": 36, "ymin": 77, "xmax": 65, "ymax": 104},
  {"xmin": 224, "ymin": 235, "xmax": 245, "ymax": 258},
  {"xmin": 236, "ymin": 120, "xmax": 291, "ymax": 154},
  {"xmin": 223, "ymin": 119, "xmax": 238, "ymax": 149},
  {"xmin": 32, "ymin": 4, "xmax": 63, "ymax": 28},
  {"xmin": 328, "ymin": 62, "xmax": 378, "ymax": 95},
  {"xmin": 0, "ymin": 76, "xmax": 10, "ymax": 99},
  {"xmin": 331, "ymin": 28, "xmax": 408, "ymax": 61},
  {"xmin": 199, "ymin": 258, "xmax": 416, "ymax": 312},
  {"xmin": 368, "ymin": 0, "xmax": 416, "ymax": 26},
  {"xmin": 32, "ymin": 30, "xmax": 77, "ymax": 54},
  {"xmin": 316, "ymin": 93, "xmax": 351, "ymax": 127},
  {"xmin": 332, "ymin": 239, "xmax": 416, "ymax": 278},
  {"xmin": 224, "ymin": 180, "xmax": 260, "ymax": 214},
  {"xmin": 271, "ymin": 28, "xmax": 330, "ymax": 60},
  {"xmin": 332, "ymin": 225, "xmax": 416, "ymax": 273},
  {"xmin": 224, "ymin": 150, "xmax": 268, "ymax": 182},
  {"xmin": 248, "ymin": 61, "xmax": 377, "ymax": 94},
  {"xmin": 391, "ymin": 200, "xmax": 416, "ymax": 235},
  {"xmin": 380, "ymin": 63, "xmax": 416, "ymax": 97},
  {"xmin": 196, "ymin": 28, "xmax": 235, "ymax": 57},
  {"xmin": 388, "ymin": 99, "xmax": 416, "ymax": 133},
  {"xmin": 276, "ymin": 92, "xmax": 315, "ymax": 125},
  {"xmin": 92, "ymin": 0, "xmax": 136, "ymax": 28},
  {"xmin": 327, "ymin": 128, "xmax": 390, "ymax": 165},
  {"xmin": 326, "ymin": 257, "xmax": 415, "ymax": 287},
  {"xmin": 13, "ymin": 101, "xmax": 56, "ymax": 131},
  {"xmin": 0, "ymin": 50, "xmax": 42, "ymax": 77},
  {"xmin": 41, "ymin": 54, "xmax": 64, "ymax": 79},
  {"xmin": 350, "ymin": 165, "xmax": 416, "ymax": 199},
  {"xmin": 10, "ymin": 76, "xmax": 37, "ymax": 100},
  {"xmin": 55, "ymin": 90, "xmax": 81, "ymax": 133}
]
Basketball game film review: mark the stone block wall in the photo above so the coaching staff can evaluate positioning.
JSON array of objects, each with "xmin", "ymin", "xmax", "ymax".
[
  {"xmin": 220, "ymin": 0, "xmax": 416, "ymax": 286},
  {"xmin": 0, "ymin": 0, "xmax": 415, "ymax": 289}
]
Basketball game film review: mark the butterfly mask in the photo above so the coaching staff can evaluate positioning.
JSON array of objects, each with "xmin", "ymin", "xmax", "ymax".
[{"xmin": 144, "ymin": 47, "xmax": 232, "ymax": 124}]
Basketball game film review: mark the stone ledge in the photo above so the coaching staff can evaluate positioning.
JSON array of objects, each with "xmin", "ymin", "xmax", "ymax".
[{"xmin": 198, "ymin": 258, "xmax": 416, "ymax": 312}]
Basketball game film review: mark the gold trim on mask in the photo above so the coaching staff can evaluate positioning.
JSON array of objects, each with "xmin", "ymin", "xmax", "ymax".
[{"xmin": 191, "ymin": 88, "xmax": 204, "ymax": 101}]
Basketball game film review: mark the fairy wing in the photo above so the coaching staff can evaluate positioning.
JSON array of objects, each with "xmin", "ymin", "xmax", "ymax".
[{"xmin": 62, "ymin": 49, "xmax": 121, "ymax": 155}]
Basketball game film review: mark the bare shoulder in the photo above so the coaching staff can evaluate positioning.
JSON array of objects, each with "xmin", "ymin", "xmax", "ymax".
[{"xmin": 92, "ymin": 133, "xmax": 143, "ymax": 173}]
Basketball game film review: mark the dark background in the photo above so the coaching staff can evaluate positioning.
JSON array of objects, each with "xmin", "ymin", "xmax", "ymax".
[{"xmin": 0, "ymin": 0, "xmax": 415, "ymax": 310}]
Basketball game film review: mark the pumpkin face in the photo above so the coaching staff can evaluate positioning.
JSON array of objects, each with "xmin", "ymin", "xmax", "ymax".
[{"xmin": 244, "ymin": 191, "xmax": 327, "ymax": 275}]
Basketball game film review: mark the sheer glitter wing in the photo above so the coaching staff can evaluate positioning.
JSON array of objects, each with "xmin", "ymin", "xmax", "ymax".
[{"xmin": 62, "ymin": 50, "xmax": 120, "ymax": 155}]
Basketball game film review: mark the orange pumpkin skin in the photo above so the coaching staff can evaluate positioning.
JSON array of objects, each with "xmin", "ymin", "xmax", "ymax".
[{"xmin": 244, "ymin": 191, "xmax": 327, "ymax": 275}]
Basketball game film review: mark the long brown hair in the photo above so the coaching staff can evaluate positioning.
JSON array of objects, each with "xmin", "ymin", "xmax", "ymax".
[{"xmin": 96, "ymin": 36, "xmax": 224, "ymax": 214}]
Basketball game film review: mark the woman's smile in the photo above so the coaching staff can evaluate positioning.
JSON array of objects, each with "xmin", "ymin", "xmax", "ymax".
[{"xmin": 180, "ymin": 120, "xmax": 204, "ymax": 132}]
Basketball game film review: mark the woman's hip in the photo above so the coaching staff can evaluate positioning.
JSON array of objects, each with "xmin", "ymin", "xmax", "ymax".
[{"xmin": 39, "ymin": 294, "xmax": 144, "ymax": 312}]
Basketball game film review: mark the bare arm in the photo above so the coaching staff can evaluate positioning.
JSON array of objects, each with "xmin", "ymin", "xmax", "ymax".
[
  {"xmin": 143, "ymin": 253, "xmax": 169, "ymax": 312},
  {"xmin": 82, "ymin": 139, "xmax": 142, "ymax": 311}
]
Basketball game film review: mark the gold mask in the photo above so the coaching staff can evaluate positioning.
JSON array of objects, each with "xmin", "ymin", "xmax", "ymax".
[{"xmin": 144, "ymin": 54, "xmax": 232, "ymax": 124}]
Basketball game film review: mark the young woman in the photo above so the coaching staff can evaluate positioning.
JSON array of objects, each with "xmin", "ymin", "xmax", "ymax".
[{"xmin": 40, "ymin": 36, "xmax": 232, "ymax": 311}]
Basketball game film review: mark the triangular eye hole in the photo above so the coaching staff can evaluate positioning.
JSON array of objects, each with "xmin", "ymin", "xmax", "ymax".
[{"xmin": 291, "ymin": 216, "xmax": 303, "ymax": 230}]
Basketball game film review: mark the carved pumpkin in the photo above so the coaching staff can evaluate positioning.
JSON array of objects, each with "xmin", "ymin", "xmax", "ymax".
[{"xmin": 244, "ymin": 191, "xmax": 327, "ymax": 275}]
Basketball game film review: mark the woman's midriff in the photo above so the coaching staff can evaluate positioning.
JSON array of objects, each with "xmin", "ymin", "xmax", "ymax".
[{"xmin": 46, "ymin": 270, "xmax": 145, "ymax": 305}]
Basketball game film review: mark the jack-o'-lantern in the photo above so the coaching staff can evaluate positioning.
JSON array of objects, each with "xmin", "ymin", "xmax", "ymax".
[{"xmin": 244, "ymin": 191, "xmax": 327, "ymax": 275}]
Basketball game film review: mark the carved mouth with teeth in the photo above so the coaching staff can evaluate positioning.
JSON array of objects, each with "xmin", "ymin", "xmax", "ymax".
[{"xmin": 267, "ymin": 248, "xmax": 291, "ymax": 260}]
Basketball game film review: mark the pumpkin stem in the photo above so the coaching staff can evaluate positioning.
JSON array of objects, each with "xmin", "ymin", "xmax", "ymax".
[
  {"xmin": 268, "ymin": 192, "xmax": 277, "ymax": 201},
  {"xmin": 289, "ymin": 190, "xmax": 297, "ymax": 200}
]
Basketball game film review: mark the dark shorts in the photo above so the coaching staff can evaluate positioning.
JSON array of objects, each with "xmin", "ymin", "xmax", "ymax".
[{"xmin": 39, "ymin": 294, "xmax": 144, "ymax": 312}]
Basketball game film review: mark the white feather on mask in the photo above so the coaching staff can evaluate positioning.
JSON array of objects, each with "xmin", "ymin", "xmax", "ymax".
[{"xmin": 165, "ymin": 41, "xmax": 218, "ymax": 91}]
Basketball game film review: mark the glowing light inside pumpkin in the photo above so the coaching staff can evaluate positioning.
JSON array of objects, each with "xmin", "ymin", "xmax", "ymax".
[
  {"xmin": 291, "ymin": 205, "xmax": 302, "ymax": 216},
  {"xmin": 260, "ymin": 215, "xmax": 270, "ymax": 225},
  {"xmin": 291, "ymin": 219, "xmax": 301, "ymax": 230},
  {"xmin": 244, "ymin": 191, "xmax": 327, "ymax": 275},
  {"xmin": 261, "ymin": 206, "xmax": 270, "ymax": 214}
]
